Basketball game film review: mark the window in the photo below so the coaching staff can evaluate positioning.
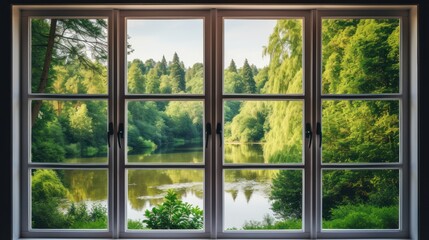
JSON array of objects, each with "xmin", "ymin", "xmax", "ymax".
[{"xmin": 18, "ymin": 7, "xmax": 412, "ymax": 239}]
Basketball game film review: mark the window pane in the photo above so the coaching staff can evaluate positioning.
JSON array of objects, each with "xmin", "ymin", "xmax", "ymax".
[
  {"xmin": 126, "ymin": 100, "xmax": 204, "ymax": 164},
  {"xmin": 321, "ymin": 18, "xmax": 400, "ymax": 94},
  {"xmin": 322, "ymin": 169, "xmax": 399, "ymax": 229},
  {"xmin": 224, "ymin": 19, "xmax": 303, "ymax": 94},
  {"xmin": 31, "ymin": 100, "xmax": 108, "ymax": 163},
  {"xmin": 31, "ymin": 18, "xmax": 108, "ymax": 94},
  {"xmin": 127, "ymin": 169, "xmax": 204, "ymax": 230},
  {"xmin": 126, "ymin": 19, "xmax": 204, "ymax": 94},
  {"xmin": 31, "ymin": 169, "xmax": 108, "ymax": 229},
  {"xmin": 224, "ymin": 169, "xmax": 302, "ymax": 230},
  {"xmin": 224, "ymin": 100, "xmax": 303, "ymax": 164},
  {"xmin": 322, "ymin": 100, "xmax": 399, "ymax": 163}
]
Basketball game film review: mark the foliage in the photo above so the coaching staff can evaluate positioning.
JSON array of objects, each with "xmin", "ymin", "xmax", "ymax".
[
  {"xmin": 269, "ymin": 171, "xmax": 302, "ymax": 219},
  {"xmin": 67, "ymin": 203, "xmax": 108, "ymax": 229},
  {"xmin": 323, "ymin": 204, "xmax": 398, "ymax": 229},
  {"xmin": 32, "ymin": 169, "xmax": 69, "ymax": 228},
  {"xmin": 30, "ymin": 16, "xmax": 402, "ymax": 230},
  {"xmin": 242, "ymin": 215, "xmax": 301, "ymax": 230},
  {"xmin": 143, "ymin": 190, "xmax": 203, "ymax": 229},
  {"xmin": 128, "ymin": 219, "xmax": 145, "ymax": 229}
]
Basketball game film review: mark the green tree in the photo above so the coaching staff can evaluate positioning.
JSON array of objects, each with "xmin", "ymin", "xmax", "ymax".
[
  {"xmin": 69, "ymin": 104, "xmax": 93, "ymax": 156},
  {"xmin": 185, "ymin": 62, "xmax": 204, "ymax": 93},
  {"xmin": 269, "ymin": 171, "xmax": 302, "ymax": 220},
  {"xmin": 241, "ymin": 59, "xmax": 257, "ymax": 93},
  {"xmin": 31, "ymin": 18, "xmax": 108, "ymax": 125},
  {"xmin": 128, "ymin": 60, "xmax": 146, "ymax": 93},
  {"xmin": 169, "ymin": 52, "xmax": 186, "ymax": 93},
  {"xmin": 228, "ymin": 59, "xmax": 238, "ymax": 73},
  {"xmin": 159, "ymin": 55, "xmax": 168, "ymax": 75},
  {"xmin": 32, "ymin": 169, "xmax": 69, "ymax": 228}
]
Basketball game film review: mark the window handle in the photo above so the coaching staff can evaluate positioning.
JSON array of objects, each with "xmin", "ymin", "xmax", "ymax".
[
  {"xmin": 305, "ymin": 123, "xmax": 312, "ymax": 148},
  {"xmin": 205, "ymin": 123, "xmax": 212, "ymax": 148},
  {"xmin": 107, "ymin": 122, "xmax": 114, "ymax": 148},
  {"xmin": 316, "ymin": 122, "xmax": 322, "ymax": 148},
  {"xmin": 216, "ymin": 123, "xmax": 222, "ymax": 147},
  {"xmin": 117, "ymin": 123, "xmax": 124, "ymax": 149}
]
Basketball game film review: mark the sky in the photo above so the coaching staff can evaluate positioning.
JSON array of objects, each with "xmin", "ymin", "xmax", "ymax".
[{"xmin": 127, "ymin": 19, "xmax": 277, "ymax": 69}]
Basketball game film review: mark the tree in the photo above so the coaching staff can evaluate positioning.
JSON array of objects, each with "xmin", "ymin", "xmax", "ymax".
[
  {"xmin": 169, "ymin": 52, "xmax": 186, "ymax": 93},
  {"xmin": 69, "ymin": 104, "xmax": 93, "ymax": 156},
  {"xmin": 269, "ymin": 171, "xmax": 302, "ymax": 219},
  {"xmin": 31, "ymin": 18, "xmax": 108, "ymax": 126},
  {"xmin": 159, "ymin": 55, "xmax": 168, "ymax": 75},
  {"xmin": 228, "ymin": 59, "xmax": 237, "ymax": 73},
  {"xmin": 32, "ymin": 169, "xmax": 69, "ymax": 228},
  {"xmin": 128, "ymin": 60, "xmax": 146, "ymax": 93},
  {"xmin": 185, "ymin": 63, "xmax": 204, "ymax": 93},
  {"xmin": 241, "ymin": 59, "xmax": 257, "ymax": 93}
]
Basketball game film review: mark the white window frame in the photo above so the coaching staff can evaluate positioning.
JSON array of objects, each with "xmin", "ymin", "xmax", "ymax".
[{"xmin": 15, "ymin": 5, "xmax": 416, "ymax": 240}]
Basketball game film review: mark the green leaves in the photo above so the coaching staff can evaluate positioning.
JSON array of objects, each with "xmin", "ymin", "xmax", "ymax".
[{"xmin": 143, "ymin": 190, "xmax": 203, "ymax": 229}]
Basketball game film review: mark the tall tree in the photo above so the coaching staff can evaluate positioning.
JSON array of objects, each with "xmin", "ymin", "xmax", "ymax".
[
  {"xmin": 159, "ymin": 55, "xmax": 168, "ymax": 75},
  {"xmin": 241, "ymin": 59, "xmax": 257, "ymax": 93},
  {"xmin": 31, "ymin": 19, "xmax": 108, "ymax": 126},
  {"xmin": 128, "ymin": 60, "xmax": 146, "ymax": 93},
  {"xmin": 228, "ymin": 59, "xmax": 237, "ymax": 73},
  {"xmin": 169, "ymin": 52, "xmax": 186, "ymax": 93}
]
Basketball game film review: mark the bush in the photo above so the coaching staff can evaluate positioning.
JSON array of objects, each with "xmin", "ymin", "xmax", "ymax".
[
  {"xmin": 67, "ymin": 202, "xmax": 108, "ymax": 229},
  {"xmin": 242, "ymin": 214, "xmax": 301, "ymax": 230},
  {"xmin": 143, "ymin": 190, "xmax": 203, "ymax": 229},
  {"xmin": 128, "ymin": 219, "xmax": 145, "ymax": 229},
  {"xmin": 323, "ymin": 204, "xmax": 398, "ymax": 229}
]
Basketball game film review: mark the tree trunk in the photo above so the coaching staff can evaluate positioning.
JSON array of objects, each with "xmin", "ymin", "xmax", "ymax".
[{"xmin": 31, "ymin": 19, "xmax": 57, "ymax": 126}]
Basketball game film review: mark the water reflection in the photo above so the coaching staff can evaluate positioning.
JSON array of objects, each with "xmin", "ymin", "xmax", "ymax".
[
  {"xmin": 62, "ymin": 144, "xmax": 279, "ymax": 229},
  {"xmin": 128, "ymin": 143, "xmax": 203, "ymax": 163},
  {"xmin": 224, "ymin": 143, "xmax": 265, "ymax": 163}
]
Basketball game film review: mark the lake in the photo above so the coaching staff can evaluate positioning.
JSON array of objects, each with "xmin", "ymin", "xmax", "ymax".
[{"xmin": 63, "ymin": 143, "xmax": 282, "ymax": 230}]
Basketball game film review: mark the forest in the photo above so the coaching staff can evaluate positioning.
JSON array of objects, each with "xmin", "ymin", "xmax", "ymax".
[{"xmin": 30, "ymin": 17, "xmax": 400, "ymax": 230}]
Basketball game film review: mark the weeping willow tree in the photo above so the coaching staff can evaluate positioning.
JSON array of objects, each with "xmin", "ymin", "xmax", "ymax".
[{"xmin": 264, "ymin": 18, "xmax": 400, "ymax": 228}]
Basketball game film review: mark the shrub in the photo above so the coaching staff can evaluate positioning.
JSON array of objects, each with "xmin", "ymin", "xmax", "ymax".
[
  {"xmin": 323, "ymin": 204, "xmax": 398, "ymax": 229},
  {"xmin": 143, "ymin": 190, "xmax": 203, "ymax": 229}
]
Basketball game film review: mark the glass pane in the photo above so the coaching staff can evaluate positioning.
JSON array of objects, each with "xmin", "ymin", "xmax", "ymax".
[
  {"xmin": 31, "ymin": 100, "xmax": 108, "ymax": 163},
  {"xmin": 126, "ymin": 100, "xmax": 204, "ymax": 164},
  {"xmin": 322, "ymin": 169, "xmax": 399, "ymax": 229},
  {"xmin": 31, "ymin": 169, "xmax": 108, "ymax": 229},
  {"xmin": 224, "ymin": 169, "xmax": 302, "ymax": 230},
  {"xmin": 127, "ymin": 169, "xmax": 204, "ymax": 230},
  {"xmin": 321, "ymin": 18, "xmax": 400, "ymax": 94},
  {"xmin": 31, "ymin": 18, "xmax": 108, "ymax": 94},
  {"xmin": 126, "ymin": 19, "xmax": 204, "ymax": 94},
  {"xmin": 224, "ymin": 19, "xmax": 303, "ymax": 94},
  {"xmin": 322, "ymin": 100, "xmax": 399, "ymax": 163},
  {"xmin": 224, "ymin": 100, "xmax": 303, "ymax": 164}
]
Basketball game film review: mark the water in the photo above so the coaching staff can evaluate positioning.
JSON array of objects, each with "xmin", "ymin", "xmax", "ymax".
[{"xmin": 63, "ymin": 143, "xmax": 279, "ymax": 230}]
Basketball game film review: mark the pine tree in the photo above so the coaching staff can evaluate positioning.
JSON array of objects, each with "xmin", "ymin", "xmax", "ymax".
[
  {"xmin": 241, "ymin": 59, "xmax": 256, "ymax": 93},
  {"xmin": 159, "ymin": 55, "xmax": 168, "ymax": 75},
  {"xmin": 169, "ymin": 52, "xmax": 186, "ymax": 93},
  {"xmin": 228, "ymin": 59, "xmax": 237, "ymax": 73}
]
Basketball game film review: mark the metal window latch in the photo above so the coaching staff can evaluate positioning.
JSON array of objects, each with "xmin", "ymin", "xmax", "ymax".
[
  {"xmin": 117, "ymin": 123, "xmax": 124, "ymax": 149},
  {"xmin": 305, "ymin": 123, "xmax": 312, "ymax": 148},
  {"xmin": 205, "ymin": 123, "xmax": 212, "ymax": 148},
  {"xmin": 216, "ymin": 123, "xmax": 222, "ymax": 147},
  {"xmin": 316, "ymin": 122, "xmax": 322, "ymax": 148},
  {"xmin": 107, "ymin": 122, "xmax": 114, "ymax": 147}
]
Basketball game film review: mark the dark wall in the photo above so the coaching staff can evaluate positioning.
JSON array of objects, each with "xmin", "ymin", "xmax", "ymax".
[{"xmin": 0, "ymin": 1, "xmax": 427, "ymax": 239}]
